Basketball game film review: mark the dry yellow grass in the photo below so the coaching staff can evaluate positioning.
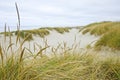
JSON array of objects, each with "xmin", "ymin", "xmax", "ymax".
[{"xmin": 81, "ymin": 21, "xmax": 120, "ymax": 50}]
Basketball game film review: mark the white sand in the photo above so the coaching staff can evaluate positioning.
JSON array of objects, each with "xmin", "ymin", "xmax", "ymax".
[{"xmin": 0, "ymin": 29, "xmax": 100, "ymax": 55}]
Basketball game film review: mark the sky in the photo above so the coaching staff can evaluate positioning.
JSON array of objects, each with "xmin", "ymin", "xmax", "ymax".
[{"xmin": 0, "ymin": 0, "xmax": 120, "ymax": 31}]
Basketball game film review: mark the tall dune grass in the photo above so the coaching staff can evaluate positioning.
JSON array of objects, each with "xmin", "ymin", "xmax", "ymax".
[{"xmin": 0, "ymin": 49, "xmax": 120, "ymax": 80}]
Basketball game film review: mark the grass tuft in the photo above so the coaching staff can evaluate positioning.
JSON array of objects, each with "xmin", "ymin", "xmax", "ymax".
[{"xmin": 53, "ymin": 27, "xmax": 70, "ymax": 34}]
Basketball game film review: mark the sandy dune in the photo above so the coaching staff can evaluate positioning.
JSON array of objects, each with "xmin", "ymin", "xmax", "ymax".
[{"xmin": 0, "ymin": 28, "xmax": 100, "ymax": 54}]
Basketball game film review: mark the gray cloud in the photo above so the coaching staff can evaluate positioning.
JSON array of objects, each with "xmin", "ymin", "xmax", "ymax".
[{"xmin": 0, "ymin": 0, "xmax": 120, "ymax": 30}]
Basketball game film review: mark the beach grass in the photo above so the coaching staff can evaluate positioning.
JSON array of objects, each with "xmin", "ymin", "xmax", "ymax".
[
  {"xmin": 0, "ymin": 3, "xmax": 120, "ymax": 79},
  {"xmin": 0, "ymin": 32, "xmax": 13, "ymax": 36},
  {"xmin": 53, "ymin": 27, "xmax": 70, "ymax": 34},
  {"xmin": 15, "ymin": 30, "xmax": 33, "ymax": 41},
  {"xmin": 0, "ymin": 27, "xmax": 72, "ymax": 40},
  {"xmin": 14, "ymin": 29, "xmax": 50, "ymax": 40},
  {"xmin": 0, "ymin": 48, "xmax": 120, "ymax": 80},
  {"xmin": 39, "ymin": 27, "xmax": 71, "ymax": 34},
  {"xmin": 23, "ymin": 29, "xmax": 50, "ymax": 38},
  {"xmin": 81, "ymin": 21, "xmax": 120, "ymax": 50}
]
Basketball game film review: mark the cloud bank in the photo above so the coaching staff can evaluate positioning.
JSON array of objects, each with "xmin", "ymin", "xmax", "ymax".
[{"xmin": 0, "ymin": 0, "xmax": 120, "ymax": 31}]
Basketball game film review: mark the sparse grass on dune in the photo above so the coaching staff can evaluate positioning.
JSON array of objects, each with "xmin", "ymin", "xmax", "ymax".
[
  {"xmin": 39, "ymin": 27, "xmax": 72, "ymax": 33},
  {"xmin": 81, "ymin": 21, "xmax": 118, "ymax": 35},
  {"xmin": 0, "ymin": 27, "xmax": 71, "ymax": 41},
  {"xmin": 14, "ymin": 29, "xmax": 50, "ymax": 40},
  {"xmin": 15, "ymin": 30, "xmax": 33, "ymax": 41},
  {"xmin": 0, "ymin": 32, "xmax": 13, "ymax": 36},
  {"xmin": 37, "ymin": 29, "xmax": 50, "ymax": 38},
  {"xmin": 81, "ymin": 21, "xmax": 120, "ymax": 50},
  {"xmin": 39, "ymin": 27, "xmax": 71, "ymax": 34},
  {"xmin": 53, "ymin": 27, "xmax": 70, "ymax": 34},
  {"xmin": 39, "ymin": 27, "xmax": 54, "ymax": 31},
  {"xmin": 23, "ymin": 29, "xmax": 50, "ymax": 38}
]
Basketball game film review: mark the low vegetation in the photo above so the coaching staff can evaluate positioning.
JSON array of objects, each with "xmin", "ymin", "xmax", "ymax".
[
  {"xmin": 53, "ymin": 27, "xmax": 70, "ymax": 34},
  {"xmin": 15, "ymin": 29, "xmax": 50, "ymax": 38},
  {"xmin": 40, "ymin": 27, "xmax": 71, "ymax": 34},
  {"xmin": 15, "ymin": 30, "xmax": 33, "ymax": 41},
  {"xmin": 0, "ymin": 32, "xmax": 13, "ymax": 36},
  {"xmin": 81, "ymin": 21, "xmax": 120, "ymax": 50},
  {"xmin": 0, "ymin": 27, "xmax": 71, "ymax": 41},
  {"xmin": 0, "ymin": 47, "xmax": 120, "ymax": 80}
]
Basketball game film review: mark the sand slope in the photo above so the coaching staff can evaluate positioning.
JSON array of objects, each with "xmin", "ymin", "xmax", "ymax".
[{"xmin": 0, "ymin": 28, "xmax": 100, "ymax": 54}]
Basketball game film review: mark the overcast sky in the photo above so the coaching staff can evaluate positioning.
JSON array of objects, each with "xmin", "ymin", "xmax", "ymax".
[{"xmin": 0, "ymin": 0, "xmax": 120, "ymax": 31}]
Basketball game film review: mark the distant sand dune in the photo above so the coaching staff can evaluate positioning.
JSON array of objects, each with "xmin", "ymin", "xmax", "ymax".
[{"xmin": 0, "ymin": 28, "xmax": 100, "ymax": 54}]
